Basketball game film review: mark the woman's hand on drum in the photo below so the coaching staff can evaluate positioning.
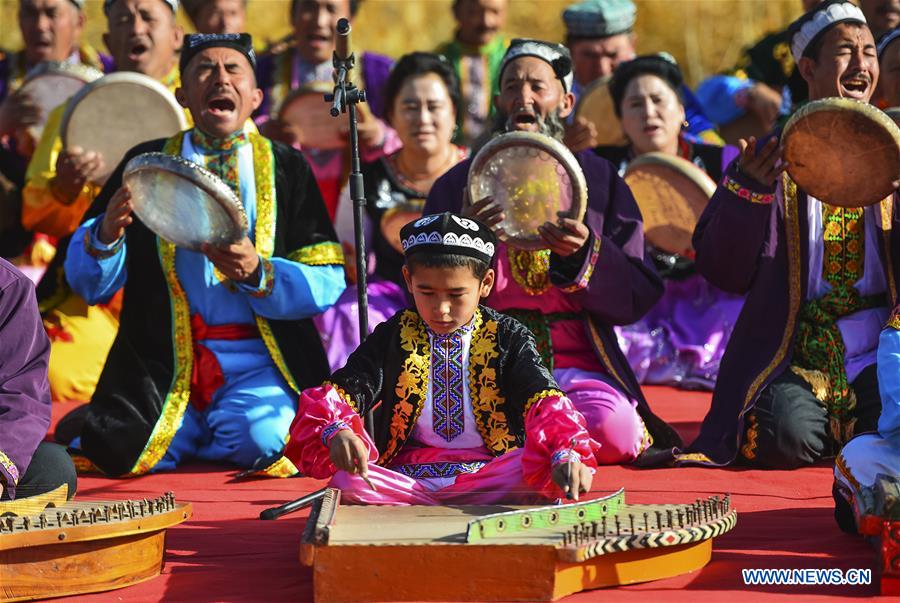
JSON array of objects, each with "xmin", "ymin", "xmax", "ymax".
[
  {"xmin": 462, "ymin": 196, "xmax": 506, "ymax": 236},
  {"xmin": 550, "ymin": 458, "xmax": 592, "ymax": 501},
  {"xmin": 736, "ymin": 136, "xmax": 785, "ymax": 188},
  {"xmin": 99, "ymin": 186, "xmax": 133, "ymax": 244},
  {"xmin": 329, "ymin": 430, "xmax": 369, "ymax": 479},
  {"xmin": 563, "ymin": 117, "xmax": 599, "ymax": 153},
  {"xmin": 539, "ymin": 217, "xmax": 590, "ymax": 257},
  {"xmin": 55, "ymin": 147, "xmax": 105, "ymax": 202},
  {"xmin": 202, "ymin": 237, "xmax": 261, "ymax": 283}
]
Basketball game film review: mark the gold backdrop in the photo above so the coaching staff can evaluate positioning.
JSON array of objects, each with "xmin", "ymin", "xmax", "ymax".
[{"xmin": 0, "ymin": 0, "xmax": 803, "ymax": 86}]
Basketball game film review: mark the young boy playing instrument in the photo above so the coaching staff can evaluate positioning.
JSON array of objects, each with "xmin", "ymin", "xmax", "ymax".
[{"xmin": 284, "ymin": 213, "xmax": 600, "ymax": 505}]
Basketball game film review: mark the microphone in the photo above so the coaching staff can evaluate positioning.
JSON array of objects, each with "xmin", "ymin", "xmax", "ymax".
[{"xmin": 335, "ymin": 18, "xmax": 352, "ymax": 63}]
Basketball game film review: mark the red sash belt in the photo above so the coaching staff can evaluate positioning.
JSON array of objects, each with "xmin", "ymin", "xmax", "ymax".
[{"xmin": 190, "ymin": 313, "xmax": 260, "ymax": 411}]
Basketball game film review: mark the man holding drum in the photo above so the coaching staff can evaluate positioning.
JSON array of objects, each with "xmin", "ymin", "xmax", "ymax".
[
  {"xmin": 21, "ymin": 0, "xmax": 183, "ymax": 404},
  {"xmin": 60, "ymin": 33, "xmax": 345, "ymax": 477},
  {"xmin": 0, "ymin": 0, "xmax": 111, "ymax": 163},
  {"xmin": 254, "ymin": 0, "xmax": 395, "ymax": 219},
  {"xmin": 424, "ymin": 39, "xmax": 681, "ymax": 465},
  {"xmin": 24, "ymin": 0, "xmax": 183, "ymax": 240},
  {"xmin": 682, "ymin": 0, "xmax": 900, "ymax": 470}
]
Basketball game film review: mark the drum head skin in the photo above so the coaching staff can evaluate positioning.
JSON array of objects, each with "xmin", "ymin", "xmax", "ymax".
[
  {"xmin": 467, "ymin": 132, "xmax": 588, "ymax": 250},
  {"xmin": 278, "ymin": 82, "xmax": 346, "ymax": 151},
  {"xmin": 19, "ymin": 61, "xmax": 103, "ymax": 140},
  {"xmin": 574, "ymin": 76, "xmax": 628, "ymax": 147},
  {"xmin": 61, "ymin": 72, "xmax": 187, "ymax": 185},
  {"xmin": 123, "ymin": 152, "xmax": 248, "ymax": 250},
  {"xmin": 624, "ymin": 152, "xmax": 716, "ymax": 255},
  {"xmin": 782, "ymin": 97, "xmax": 900, "ymax": 207}
]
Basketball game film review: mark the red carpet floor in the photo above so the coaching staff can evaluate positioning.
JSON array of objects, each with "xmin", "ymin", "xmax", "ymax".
[{"xmin": 46, "ymin": 387, "xmax": 881, "ymax": 602}]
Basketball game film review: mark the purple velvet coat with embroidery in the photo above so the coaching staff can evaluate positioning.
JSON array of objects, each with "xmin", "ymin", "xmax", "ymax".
[
  {"xmin": 682, "ymin": 159, "xmax": 900, "ymax": 466},
  {"xmin": 0, "ymin": 258, "xmax": 51, "ymax": 499}
]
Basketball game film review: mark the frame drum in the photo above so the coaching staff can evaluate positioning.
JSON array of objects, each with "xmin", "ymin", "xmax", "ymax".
[
  {"xmin": 18, "ymin": 61, "xmax": 103, "ymax": 140},
  {"xmin": 61, "ymin": 72, "xmax": 187, "ymax": 185},
  {"xmin": 467, "ymin": 132, "xmax": 588, "ymax": 250},
  {"xmin": 624, "ymin": 152, "xmax": 716, "ymax": 255},
  {"xmin": 123, "ymin": 152, "xmax": 248, "ymax": 250},
  {"xmin": 782, "ymin": 97, "xmax": 900, "ymax": 206},
  {"xmin": 574, "ymin": 76, "xmax": 628, "ymax": 147},
  {"xmin": 278, "ymin": 82, "xmax": 346, "ymax": 150}
]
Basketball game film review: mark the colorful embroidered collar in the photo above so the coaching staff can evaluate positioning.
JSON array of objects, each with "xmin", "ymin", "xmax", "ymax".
[{"xmin": 191, "ymin": 128, "xmax": 249, "ymax": 154}]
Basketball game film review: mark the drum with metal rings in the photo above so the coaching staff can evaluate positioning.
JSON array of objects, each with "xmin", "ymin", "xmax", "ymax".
[
  {"xmin": 123, "ymin": 152, "xmax": 248, "ymax": 250},
  {"xmin": 467, "ymin": 131, "xmax": 588, "ymax": 250}
]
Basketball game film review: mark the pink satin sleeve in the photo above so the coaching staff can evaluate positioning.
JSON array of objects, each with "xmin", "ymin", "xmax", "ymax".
[
  {"xmin": 521, "ymin": 394, "xmax": 601, "ymax": 498},
  {"xmin": 283, "ymin": 384, "xmax": 378, "ymax": 479}
]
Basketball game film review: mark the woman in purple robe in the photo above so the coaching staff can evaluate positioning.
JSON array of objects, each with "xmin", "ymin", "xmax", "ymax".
[
  {"xmin": 596, "ymin": 54, "xmax": 743, "ymax": 390},
  {"xmin": 315, "ymin": 53, "xmax": 468, "ymax": 371}
]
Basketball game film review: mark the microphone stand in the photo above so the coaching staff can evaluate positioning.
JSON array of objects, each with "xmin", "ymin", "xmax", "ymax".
[{"xmin": 260, "ymin": 38, "xmax": 374, "ymax": 521}]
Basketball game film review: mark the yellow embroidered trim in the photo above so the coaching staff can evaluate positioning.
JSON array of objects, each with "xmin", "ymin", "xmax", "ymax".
[
  {"xmin": 821, "ymin": 203, "xmax": 865, "ymax": 288},
  {"xmin": 790, "ymin": 366, "xmax": 831, "ymax": 403},
  {"xmin": 247, "ymin": 133, "xmax": 300, "ymax": 395},
  {"xmin": 560, "ymin": 235, "xmax": 601, "ymax": 293},
  {"xmin": 508, "ymin": 248, "xmax": 551, "ymax": 296},
  {"xmin": 255, "ymin": 455, "xmax": 299, "ymax": 478},
  {"xmin": 324, "ymin": 380, "xmax": 360, "ymax": 413},
  {"xmin": 523, "ymin": 388, "xmax": 566, "ymax": 414},
  {"xmin": 248, "ymin": 257, "xmax": 275, "ymax": 298},
  {"xmin": 638, "ymin": 419, "xmax": 653, "ymax": 455},
  {"xmin": 250, "ymin": 133, "xmax": 277, "ymax": 256},
  {"xmin": 834, "ymin": 452, "xmax": 861, "ymax": 492},
  {"xmin": 129, "ymin": 133, "xmax": 194, "ymax": 476},
  {"xmin": 469, "ymin": 312, "xmax": 515, "ymax": 454},
  {"xmin": 880, "ymin": 196, "xmax": 897, "ymax": 307},
  {"xmin": 585, "ymin": 320, "xmax": 626, "ymax": 392},
  {"xmin": 384, "ymin": 310, "xmax": 430, "ymax": 464},
  {"xmin": 736, "ymin": 173, "xmax": 803, "ymax": 451},
  {"xmin": 723, "ymin": 175, "xmax": 775, "ymax": 204},
  {"xmin": 672, "ymin": 452, "xmax": 715, "ymax": 464},
  {"xmin": 287, "ymin": 241, "xmax": 344, "ymax": 266},
  {"xmin": 0, "ymin": 450, "xmax": 19, "ymax": 484},
  {"xmin": 739, "ymin": 412, "xmax": 759, "ymax": 460}
]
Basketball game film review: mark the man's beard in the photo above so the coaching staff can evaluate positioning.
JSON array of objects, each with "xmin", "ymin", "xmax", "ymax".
[{"xmin": 471, "ymin": 109, "xmax": 567, "ymax": 154}]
